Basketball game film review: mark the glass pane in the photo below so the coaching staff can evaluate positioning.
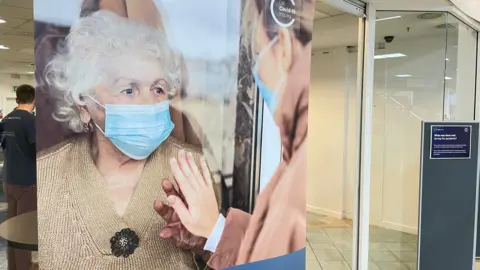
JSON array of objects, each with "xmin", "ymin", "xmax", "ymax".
[
  {"xmin": 443, "ymin": 14, "xmax": 478, "ymax": 121},
  {"xmin": 370, "ymin": 11, "xmax": 449, "ymax": 270},
  {"xmin": 259, "ymin": 101, "xmax": 282, "ymax": 193},
  {"xmin": 306, "ymin": 2, "xmax": 363, "ymax": 269}
]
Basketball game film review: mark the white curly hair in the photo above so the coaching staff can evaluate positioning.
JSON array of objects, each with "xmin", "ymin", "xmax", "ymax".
[{"xmin": 46, "ymin": 10, "xmax": 180, "ymax": 133}]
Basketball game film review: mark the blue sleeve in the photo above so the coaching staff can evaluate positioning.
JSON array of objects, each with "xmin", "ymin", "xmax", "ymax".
[{"xmin": 203, "ymin": 214, "xmax": 226, "ymax": 252}]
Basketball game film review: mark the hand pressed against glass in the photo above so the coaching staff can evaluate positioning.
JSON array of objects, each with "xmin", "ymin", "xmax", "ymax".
[{"xmin": 166, "ymin": 150, "xmax": 219, "ymax": 239}]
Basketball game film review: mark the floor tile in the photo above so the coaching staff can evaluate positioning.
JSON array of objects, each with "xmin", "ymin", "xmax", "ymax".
[
  {"xmin": 320, "ymin": 261, "xmax": 351, "ymax": 270},
  {"xmin": 401, "ymin": 235, "xmax": 418, "ymax": 243},
  {"xmin": 308, "ymin": 232, "xmax": 332, "ymax": 243},
  {"xmin": 368, "ymin": 261, "xmax": 381, "ymax": 270},
  {"xmin": 310, "ymin": 242, "xmax": 337, "ymax": 251},
  {"xmin": 375, "ymin": 262, "xmax": 409, "ymax": 270},
  {"xmin": 403, "ymin": 262, "xmax": 417, "ymax": 270},
  {"xmin": 380, "ymin": 235, "xmax": 415, "ymax": 243},
  {"xmin": 329, "ymin": 233, "xmax": 353, "ymax": 242},
  {"xmin": 370, "ymin": 251, "xmax": 399, "ymax": 262},
  {"xmin": 333, "ymin": 239, "xmax": 353, "ymax": 250},
  {"xmin": 306, "ymin": 249, "xmax": 317, "ymax": 262},
  {"xmin": 308, "ymin": 227, "xmax": 326, "ymax": 234},
  {"xmin": 344, "ymin": 259, "xmax": 381, "ymax": 270},
  {"xmin": 370, "ymin": 242, "xmax": 389, "ymax": 251},
  {"xmin": 314, "ymin": 249, "xmax": 345, "ymax": 261},
  {"xmin": 384, "ymin": 243, "xmax": 417, "ymax": 252},
  {"xmin": 324, "ymin": 228, "xmax": 350, "ymax": 235},
  {"xmin": 338, "ymin": 249, "xmax": 352, "ymax": 265},
  {"xmin": 307, "ymin": 259, "xmax": 323, "ymax": 270},
  {"xmin": 391, "ymin": 251, "xmax": 417, "ymax": 262},
  {"xmin": 304, "ymin": 213, "xmax": 422, "ymax": 270}
]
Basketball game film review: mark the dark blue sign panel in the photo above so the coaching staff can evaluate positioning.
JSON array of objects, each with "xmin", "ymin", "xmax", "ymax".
[{"xmin": 430, "ymin": 125, "xmax": 472, "ymax": 159}]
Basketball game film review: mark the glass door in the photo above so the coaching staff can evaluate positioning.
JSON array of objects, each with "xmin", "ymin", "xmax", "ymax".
[
  {"xmin": 305, "ymin": 2, "xmax": 366, "ymax": 267},
  {"xmin": 369, "ymin": 11, "xmax": 479, "ymax": 270}
]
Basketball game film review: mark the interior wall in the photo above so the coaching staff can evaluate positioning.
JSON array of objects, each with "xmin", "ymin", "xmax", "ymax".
[
  {"xmin": 307, "ymin": 45, "xmax": 359, "ymax": 219},
  {"xmin": 307, "ymin": 33, "xmax": 462, "ymax": 233}
]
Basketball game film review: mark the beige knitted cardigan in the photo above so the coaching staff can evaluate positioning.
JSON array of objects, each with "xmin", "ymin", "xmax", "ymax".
[{"xmin": 37, "ymin": 136, "xmax": 210, "ymax": 270}]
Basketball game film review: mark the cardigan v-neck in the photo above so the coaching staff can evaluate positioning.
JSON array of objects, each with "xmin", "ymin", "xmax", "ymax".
[
  {"xmin": 70, "ymin": 137, "xmax": 165, "ymax": 254},
  {"xmin": 37, "ymin": 135, "xmax": 205, "ymax": 269}
]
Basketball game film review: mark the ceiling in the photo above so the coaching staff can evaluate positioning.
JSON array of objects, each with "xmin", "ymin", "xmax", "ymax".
[
  {"xmin": 0, "ymin": 0, "xmax": 472, "ymax": 75},
  {"xmin": 312, "ymin": 2, "xmax": 460, "ymax": 50},
  {"xmin": 314, "ymin": 1, "xmax": 346, "ymax": 20},
  {"xmin": 449, "ymin": 0, "xmax": 480, "ymax": 22},
  {"xmin": 0, "ymin": 0, "xmax": 34, "ymax": 75}
]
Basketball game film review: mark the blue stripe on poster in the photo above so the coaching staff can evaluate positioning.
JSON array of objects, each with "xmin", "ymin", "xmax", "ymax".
[{"xmin": 225, "ymin": 248, "xmax": 305, "ymax": 269}]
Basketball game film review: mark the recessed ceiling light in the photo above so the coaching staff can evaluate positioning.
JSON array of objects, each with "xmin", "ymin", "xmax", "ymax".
[
  {"xmin": 27, "ymin": 72, "xmax": 34, "ymax": 74},
  {"xmin": 374, "ymin": 53, "xmax": 406, "ymax": 60},
  {"xmin": 376, "ymin": 16, "xmax": 402, "ymax": 22},
  {"xmin": 445, "ymin": 77, "xmax": 453, "ymax": 80},
  {"xmin": 0, "ymin": 45, "xmax": 9, "ymax": 50},
  {"xmin": 418, "ymin": 13, "xmax": 443, "ymax": 20},
  {"xmin": 446, "ymin": 58, "xmax": 449, "ymax": 61},
  {"xmin": 0, "ymin": 19, "xmax": 6, "ymax": 24},
  {"xmin": 396, "ymin": 74, "xmax": 412, "ymax": 78}
]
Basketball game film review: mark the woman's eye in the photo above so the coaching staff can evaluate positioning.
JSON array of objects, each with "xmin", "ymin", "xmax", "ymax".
[
  {"xmin": 153, "ymin": 87, "xmax": 165, "ymax": 95},
  {"xmin": 121, "ymin": 88, "xmax": 134, "ymax": 96}
]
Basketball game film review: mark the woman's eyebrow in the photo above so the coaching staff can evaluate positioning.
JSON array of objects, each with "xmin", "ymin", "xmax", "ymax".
[
  {"xmin": 152, "ymin": 79, "xmax": 167, "ymax": 86},
  {"xmin": 111, "ymin": 77, "xmax": 140, "ymax": 85}
]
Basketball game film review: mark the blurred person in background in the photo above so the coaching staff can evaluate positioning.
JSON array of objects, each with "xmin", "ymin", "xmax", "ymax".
[
  {"xmin": 37, "ymin": 11, "xmax": 219, "ymax": 269},
  {"xmin": 155, "ymin": 0, "xmax": 314, "ymax": 268},
  {"xmin": 0, "ymin": 84, "xmax": 37, "ymax": 270}
]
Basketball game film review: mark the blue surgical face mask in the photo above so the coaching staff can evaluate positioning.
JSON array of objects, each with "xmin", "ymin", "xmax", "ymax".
[
  {"xmin": 252, "ymin": 36, "xmax": 286, "ymax": 114},
  {"xmin": 87, "ymin": 97, "xmax": 174, "ymax": 160}
]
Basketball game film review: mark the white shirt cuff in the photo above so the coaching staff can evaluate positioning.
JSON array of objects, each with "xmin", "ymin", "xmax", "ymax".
[{"xmin": 203, "ymin": 214, "xmax": 226, "ymax": 252}]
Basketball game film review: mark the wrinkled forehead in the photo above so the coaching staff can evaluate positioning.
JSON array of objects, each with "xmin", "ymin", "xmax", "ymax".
[{"xmin": 99, "ymin": 53, "xmax": 166, "ymax": 87}]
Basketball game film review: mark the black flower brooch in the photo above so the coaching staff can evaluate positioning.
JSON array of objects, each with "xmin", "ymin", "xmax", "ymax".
[{"xmin": 110, "ymin": 228, "xmax": 139, "ymax": 258}]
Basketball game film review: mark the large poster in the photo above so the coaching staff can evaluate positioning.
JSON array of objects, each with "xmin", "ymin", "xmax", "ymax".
[{"xmin": 34, "ymin": 0, "xmax": 313, "ymax": 269}]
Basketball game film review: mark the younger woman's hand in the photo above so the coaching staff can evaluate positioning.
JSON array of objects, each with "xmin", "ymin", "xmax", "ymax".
[{"xmin": 168, "ymin": 150, "xmax": 219, "ymax": 239}]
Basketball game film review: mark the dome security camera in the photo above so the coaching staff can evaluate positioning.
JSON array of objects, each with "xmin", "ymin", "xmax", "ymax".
[{"xmin": 384, "ymin": 36, "xmax": 395, "ymax": 43}]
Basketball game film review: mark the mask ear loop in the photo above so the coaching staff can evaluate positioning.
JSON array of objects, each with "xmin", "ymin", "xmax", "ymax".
[
  {"xmin": 85, "ymin": 95, "xmax": 106, "ymax": 109},
  {"xmin": 255, "ymin": 36, "xmax": 279, "ymax": 69},
  {"xmin": 254, "ymin": 36, "xmax": 286, "ymax": 109},
  {"xmin": 83, "ymin": 95, "xmax": 106, "ymax": 135}
]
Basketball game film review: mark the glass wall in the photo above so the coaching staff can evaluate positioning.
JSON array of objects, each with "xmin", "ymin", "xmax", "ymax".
[
  {"xmin": 369, "ymin": 11, "xmax": 478, "ymax": 270},
  {"xmin": 304, "ymin": 1, "xmax": 365, "ymax": 269}
]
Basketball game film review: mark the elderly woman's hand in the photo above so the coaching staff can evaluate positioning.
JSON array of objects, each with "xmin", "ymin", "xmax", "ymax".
[
  {"xmin": 167, "ymin": 150, "xmax": 219, "ymax": 239},
  {"xmin": 154, "ymin": 179, "xmax": 207, "ymax": 252}
]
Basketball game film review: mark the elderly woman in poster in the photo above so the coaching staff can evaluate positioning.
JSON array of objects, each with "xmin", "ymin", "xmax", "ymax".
[{"xmin": 36, "ymin": 10, "xmax": 219, "ymax": 269}]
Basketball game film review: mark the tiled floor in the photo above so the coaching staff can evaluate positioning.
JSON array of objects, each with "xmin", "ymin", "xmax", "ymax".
[
  {"xmin": 0, "ymin": 207, "xmax": 476, "ymax": 270},
  {"xmin": 307, "ymin": 212, "xmax": 418, "ymax": 270}
]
